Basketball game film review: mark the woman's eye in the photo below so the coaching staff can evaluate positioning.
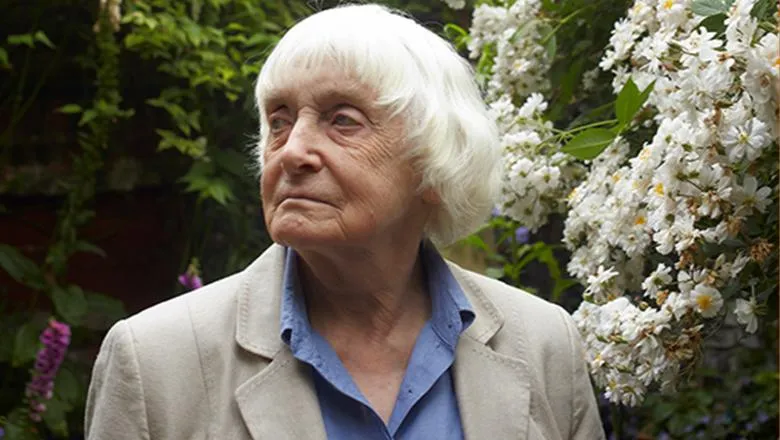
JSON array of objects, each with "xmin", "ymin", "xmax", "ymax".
[
  {"xmin": 269, "ymin": 117, "xmax": 290, "ymax": 132},
  {"xmin": 332, "ymin": 114, "xmax": 360, "ymax": 127}
]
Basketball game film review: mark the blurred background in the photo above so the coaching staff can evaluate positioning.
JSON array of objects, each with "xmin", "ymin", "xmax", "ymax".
[{"xmin": 0, "ymin": 0, "xmax": 777, "ymax": 439}]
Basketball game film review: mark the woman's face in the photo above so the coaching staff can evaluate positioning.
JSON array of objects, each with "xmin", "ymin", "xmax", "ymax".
[{"xmin": 260, "ymin": 66, "xmax": 432, "ymax": 252}]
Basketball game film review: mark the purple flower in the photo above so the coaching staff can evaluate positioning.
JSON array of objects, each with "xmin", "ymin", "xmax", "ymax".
[
  {"xmin": 514, "ymin": 226, "xmax": 530, "ymax": 244},
  {"xmin": 0, "ymin": 427, "xmax": 5, "ymax": 437},
  {"xmin": 178, "ymin": 259, "xmax": 204, "ymax": 291},
  {"xmin": 25, "ymin": 319, "xmax": 70, "ymax": 423},
  {"xmin": 178, "ymin": 273, "xmax": 203, "ymax": 290},
  {"xmin": 491, "ymin": 207, "xmax": 501, "ymax": 217}
]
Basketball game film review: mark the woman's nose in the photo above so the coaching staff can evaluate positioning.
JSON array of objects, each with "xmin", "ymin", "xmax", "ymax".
[{"xmin": 279, "ymin": 118, "xmax": 323, "ymax": 175}]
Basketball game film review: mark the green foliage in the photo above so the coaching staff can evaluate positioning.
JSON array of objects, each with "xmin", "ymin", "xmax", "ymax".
[
  {"xmin": 561, "ymin": 128, "xmax": 615, "ymax": 160},
  {"xmin": 561, "ymin": 77, "xmax": 653, "ymax": 160},
  {"xmin": 12, "ymin": 319, "xmax": 46, "ymax": 367},
  {"xmin": 468, "ymin": 215, "xmax": 578, "ymax": 304},
  {"xmin": 690, "ymin": 0, "xmax": 735, "ymax": 16},
  {"xmin": 614, "ymin": 78, "xmax": 653, "ymax": 131}
]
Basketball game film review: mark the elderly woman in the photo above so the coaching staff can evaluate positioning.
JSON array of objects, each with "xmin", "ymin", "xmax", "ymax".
[{"xmin": 85, "ymin": 4, "xmax": 604, "ymax": 440}]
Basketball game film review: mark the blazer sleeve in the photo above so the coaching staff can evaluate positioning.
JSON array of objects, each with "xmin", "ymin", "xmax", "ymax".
[
  {"xmin": 560, "ymin": 309, "xmax": 606, "ymax": 440},
  {"xmin": 85, "ymin": 320, "xmax": 151, "ymax": 440}
]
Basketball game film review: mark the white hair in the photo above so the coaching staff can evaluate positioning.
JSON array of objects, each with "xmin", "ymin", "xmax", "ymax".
[{"xmin": 254, "ymin": 3, "xmax": 501, "ymax": 246}]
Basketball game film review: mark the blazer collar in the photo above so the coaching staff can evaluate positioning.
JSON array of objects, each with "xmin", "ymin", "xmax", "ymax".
[
  {"xmin": 234, "ymin": 244, "xmax": 530, "ymax": 439},
  {"xmin": 235, "ymin": 244, "xmax": 507, "ymax": 356},
  {"xmin": 235, "ymin": 244, "xmax": 287, "ymax": 358}
]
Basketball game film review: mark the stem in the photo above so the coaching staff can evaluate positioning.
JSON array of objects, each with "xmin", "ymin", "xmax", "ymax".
[
  {"xmin": 568, "ymin": 101, "xmax": 615, "ymax": 127},
  {"xmin": 565, "ymin": 119, "xmax": 618, "ymax": 135},
  {"xmin": 541, "ymin": 6, "xmax": 592, "ymax": 45},
  {"xmin": 611, "ymin": 403, "xmax": 624, "ymax": 439}
]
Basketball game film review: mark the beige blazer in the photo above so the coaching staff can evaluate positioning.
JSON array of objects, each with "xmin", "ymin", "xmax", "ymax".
[{"xmin": 85, "ymin": 244, "xmax": 605, "ymax": 440}]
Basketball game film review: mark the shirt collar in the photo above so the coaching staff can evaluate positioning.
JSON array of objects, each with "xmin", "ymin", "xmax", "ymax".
[{"xmin": 279, "ymin": 242, "xmax": 475, "ymax": 351}]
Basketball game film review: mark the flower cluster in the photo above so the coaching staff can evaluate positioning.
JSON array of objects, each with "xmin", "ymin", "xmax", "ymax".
[
  {"xmin": 566, "ymin": 0, "xmax": 777, "ymax": 405},
  {"xmin": 469, "ymin": 0, "xmax": 552, "ymax": 100},
  {"xmin": 491, "ymin": 93, "xmax": 586, "ymax": 231},
  {"xmin": 25, "ymin": 319, "xmax": 71, "ymax": 422}
]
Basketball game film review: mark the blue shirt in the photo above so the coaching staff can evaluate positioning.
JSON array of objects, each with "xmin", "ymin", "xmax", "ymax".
[{"xmin": 280, "ymin": 243, "xmax": 474, "ymax": 440}]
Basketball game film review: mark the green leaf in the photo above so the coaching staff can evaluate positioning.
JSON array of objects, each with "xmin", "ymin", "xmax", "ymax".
[
  {"xmin": 57, "ymin": 104, "xmax": 82, "ymax": 114},
  {"xmin": 549, "ymin": 58, "xmax": 584, "ymax": 121},
  {"xmin": 638, "ymin": 80, "xmax": 655, "ymax": 103},
  {"xmin": 33, "ymin": 30, "xmax": 55, "ymax": 49},
  {"xmin": 751, "ymin": 0, "xmax": 775, "ymax": 20},
  {"xmin": 78, "ymin": 109, "xmax": 98, "ymax": 126},
  {"xmin": 562, "ymin": 128, "xmax": 616, "ymax": 160},
  {"xmin": 698, "ymin": 13, "xmax": 727, "ymax": 33},
  {"xmin": 13, "ymin": 319, "xmax": 44, "ymax": 367},
  {"xmin": 443, "ymin": 23, "xmax": 467, "ymax": 40},
  {"xmin": 4, "ymin": 407, "xmax": 39, "ymax": 440},
  {"xmin": 54, "ymin": 365, "xmax": 82, "ymax": 405},
  {"xmin": 0, "ymin": 47, "xmax": 9, "ymax": 68},
  {"xmin": 7, "ymin": 33, "xmax": 34, "ymax": 47},
  {"xmin": 538, "ymin": 22, "xmax": 557, "ymax": 60},
  {"xmin": 0, "ymin": 243, "xmax": 44, "ymax": 289},
  {"xmin": 212, "ymin": 149, "xmax": 247, "ymax": 178},
  {"xmin": 615, "ymin": 77, "xmax": 640, "ymax": 126},
  {"xmin": 52, "ymin": 285, "xmax": 88, "ymax": 326},
  {"xmin": 691, "ymin": 0, "xmax": 735, "ymax": 16},
  {"xmin": 42, "ymin": 395, "xmax": 71, "ymax": 437},
  {"xmin": 461, "ymin": 234, "xmax": 490, "ymax": 252},
  {"xmin": 205, "ymin": 179, "xmax": 234, "ymax": 205},
  {"xmin": 73, "ymin": 240, "xmax": 106, "ymax": 257},
  {"xmin": 485, "ymin": 267, "xmax": 505, "ymax": 279},
  {"xmin": 615, "ymin": 78, "xmax": 654, "ymax": 130},
  {"xmin": 83, "ymin": 291, "xmax": 126, "ymax": 330},
  {"xmin": 552, "ymin": 278, "xmax": 580, "ymax": 303}
]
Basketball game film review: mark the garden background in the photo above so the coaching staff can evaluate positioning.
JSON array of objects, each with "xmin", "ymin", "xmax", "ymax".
[{"xmin": 0, "ymin": 0, "xmax": 777, "ymax": 438}]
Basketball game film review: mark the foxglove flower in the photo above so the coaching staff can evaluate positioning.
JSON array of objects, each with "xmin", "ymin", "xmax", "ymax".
[{"xmin": 26, "ymin": 319, "xmax": 71, "ymax": 422}]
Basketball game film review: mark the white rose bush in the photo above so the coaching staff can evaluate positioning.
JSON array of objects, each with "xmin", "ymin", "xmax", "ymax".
[{"xmin": 444, "ymin": 0, "xmax": 777, "ymax": 436}]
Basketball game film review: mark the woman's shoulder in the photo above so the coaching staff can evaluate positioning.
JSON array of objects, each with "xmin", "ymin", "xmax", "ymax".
[
  {"xmin": 122, "ymin": 270, "xmax": 245, "ymax": 343},
  {"xmin": 450, "ymin": 263, "xmax": 580, "ymax": 362},
  {"xmin": 451, "ymin": 264, "xmax": 571, "ymax": 330}
]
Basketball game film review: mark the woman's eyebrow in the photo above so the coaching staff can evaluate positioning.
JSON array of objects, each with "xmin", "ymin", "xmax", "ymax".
[
  {"xmin": 263, "ymin": 85, "xmax": 376, "ymax": 114},
  {"xmin": 314, "ymin": 89, "xmax": 373, "ymax": 109}
]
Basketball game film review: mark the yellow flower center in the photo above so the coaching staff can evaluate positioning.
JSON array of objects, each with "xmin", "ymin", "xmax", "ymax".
[
  {"xmin": 696, "ymin": 294, "xmax": 713, "ymax": 311},
  {"xmin": 635, "ymin": 215, "xmax": 646, "ymax": 225},
  {"xmin": 654, "ymin": 182, "xmax": 664, "ymax": 195},
  {"xmin": 663, "ymin": 0, "xmax": 674, "ymax": 10}
]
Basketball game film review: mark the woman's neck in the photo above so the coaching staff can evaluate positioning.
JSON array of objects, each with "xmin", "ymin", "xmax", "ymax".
[{"xmin": 296, "ymin": 238, "xmax": 431, "ymax": 343}]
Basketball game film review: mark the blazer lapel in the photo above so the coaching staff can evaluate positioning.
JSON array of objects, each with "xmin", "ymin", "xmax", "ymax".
[
  {"xmin": 453, "ymin": 336, "xmax": 531, "ymax": 440},
  {"xmin": 448, "ymin": 261, "xmax": 532, "ymax": 440},
  {"xmin": 233, "ymin": 244, "xmax": 326, "ymax": 440},
  {"xmin": 234, "ymin": 348, "xmax": 327, "ymax": 440}
]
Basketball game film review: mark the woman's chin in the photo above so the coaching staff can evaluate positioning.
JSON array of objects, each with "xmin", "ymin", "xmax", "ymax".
[{"xmin": 270, "ymin": 226, "xmax": 338, "ymax": 249}]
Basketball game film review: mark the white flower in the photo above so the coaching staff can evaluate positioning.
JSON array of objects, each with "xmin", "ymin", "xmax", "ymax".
[
  {"xmin": 442, "ymin": 0, "xmax": 466, "ymax": 9},
  {"xmin": 734, "ymin": 296, "xmax": 758, "ymax": 333},
  {"xmin": 642, "ymin": 264, "xmax": 673, "ymax": 298},
  {"xmin": 517, "ymin": 93, "xmax": 547, "ymax": 119},
  {"xmin": 691, "ymin": 284, "xmax": 724, "ymax": 318},
  {"xmin": 722, "ymin": 118, "xmax": 772, "ymax": 163},
  {"xmin": 733, "ymin": 176, "xmax": 772, "ymax": 214}
]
